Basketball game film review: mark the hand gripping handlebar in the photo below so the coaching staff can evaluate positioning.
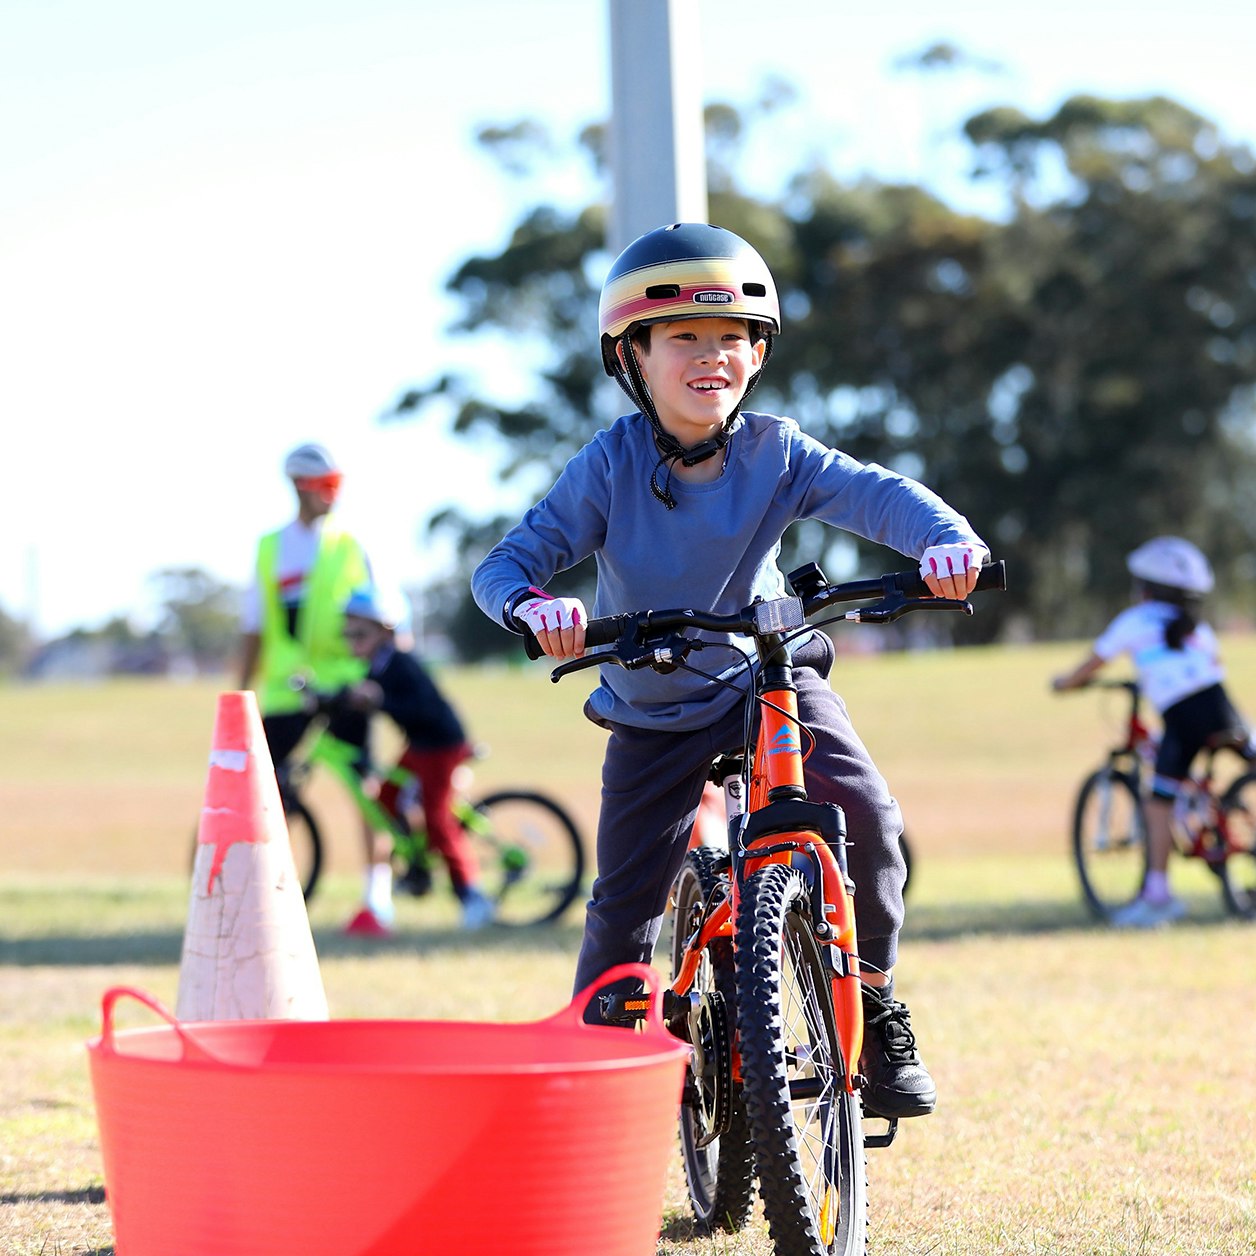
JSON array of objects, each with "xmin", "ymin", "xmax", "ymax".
[{"xmin": 519, "ymin": 560, "xmax": 1006, "ymax": 661}]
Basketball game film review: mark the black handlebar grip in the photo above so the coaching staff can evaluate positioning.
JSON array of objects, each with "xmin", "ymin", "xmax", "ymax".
[
  {"xmin": 583, "ymin": 614, "xmax": 631, "ymax": 649},
  {"xmin": 521, "ymin": 612, "xmax": 631, "ymax": 659},
  {"xmin": 900, "ymin": 558, "xmax": 1006, "ymax": 598}
]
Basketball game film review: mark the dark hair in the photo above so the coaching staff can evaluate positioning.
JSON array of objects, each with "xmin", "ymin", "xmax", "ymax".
[
  {"xmin": 628, "ymin": 317, "xmax": 770, "ymax": 357},
  {"xmin": 1138, "ymin": 579, "xmax": 1200, "ymax": 650}
]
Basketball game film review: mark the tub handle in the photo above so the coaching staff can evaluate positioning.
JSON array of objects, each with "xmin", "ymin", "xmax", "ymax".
[
  {"xmin": 557, "ymin": 963, "xmax": 677, "ymax": 1042},
  {"xmin": 99, "ymin": 986, "xmax": 220, "ymax": 1063}
]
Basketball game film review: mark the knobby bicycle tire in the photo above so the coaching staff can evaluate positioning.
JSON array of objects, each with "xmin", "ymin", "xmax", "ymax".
[
  {"xmin": 736, "ymin": 863, "xmax": 867, "ymax": 1256},
  {"xmin": 1072, "ymin": 767, "xmax": 1146, "ymax": 919},
  {"xmin": 466, "ymin": 790, "xmax": 585, "ymax": 926},
  {"xmin": 1218, "ymin": 770, "xmax": 1256, "ymax": 920},
  {"xmin": 670, "ymin": 847, "xmax": 755, "ymax": 1233},
  {"xmin": 188, "ymin": 793, "xmax": 323, "ymax": 901}
]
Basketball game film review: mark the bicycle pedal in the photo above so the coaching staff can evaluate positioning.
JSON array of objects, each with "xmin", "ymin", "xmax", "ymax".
[
  {"xmin": 599, "ymin": 992, "xmax": 649, "ymax": 1025},
  {"xmin": 396, "ymin": 868, "xmax": 433, "ymax": 897},
  {"xmin": 863, "ymin": 1116, "xmax": 899, "ymax": 1150}
]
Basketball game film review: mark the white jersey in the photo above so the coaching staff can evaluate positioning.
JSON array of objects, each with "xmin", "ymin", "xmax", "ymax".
[
  {"xmin": 1092, "ymin": 600, "xmax": 1225, "ymax": 713},
  {"xmin": 239, "ymin": 518, "xmax": 337, "ymax": 633}
]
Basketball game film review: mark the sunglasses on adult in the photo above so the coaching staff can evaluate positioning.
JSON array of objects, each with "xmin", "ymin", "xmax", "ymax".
[{"xmin": 295, "ymin": 473, "xmax": 343, "ymax": 494}]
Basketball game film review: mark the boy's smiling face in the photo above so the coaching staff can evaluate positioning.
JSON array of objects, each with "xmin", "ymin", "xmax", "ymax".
[{"xmin": 625, "ymin": 316, "xmax": 765, "ymax": 448}]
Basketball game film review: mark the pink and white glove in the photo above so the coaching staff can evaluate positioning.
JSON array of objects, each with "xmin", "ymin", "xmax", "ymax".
[
  {"xmin": 919, "ymin": 542, "xmax": 989, "ymax": 598},
  {"xmin": 513, "ymin": 588, "xmax": 588, "ymax": 658}
]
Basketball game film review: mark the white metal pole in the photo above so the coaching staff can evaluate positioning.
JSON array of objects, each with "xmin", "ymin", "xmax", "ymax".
[{"xmin": 607, "ymin": 0, "xmax": 709, "ymax": 255}]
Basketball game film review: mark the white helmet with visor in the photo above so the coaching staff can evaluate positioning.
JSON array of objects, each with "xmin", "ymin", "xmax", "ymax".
[{"xmin": 1126, "ymin": 536, "xmax": 1214, "ymax": 596}]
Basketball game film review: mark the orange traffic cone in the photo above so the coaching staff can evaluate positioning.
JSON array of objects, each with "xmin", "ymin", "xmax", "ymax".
[{"xmin": 177, "ymin": 691, "xmax": 328, "ymax": 1021}]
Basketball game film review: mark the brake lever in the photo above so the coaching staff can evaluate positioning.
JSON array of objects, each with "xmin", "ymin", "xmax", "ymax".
[
  {"xmin": 549, "ymin": 654, "xmax": 611, "ymax": 683},
  {"xmin": 549, "ymin": 636, "xmax": 700, "ymax": 683},
  {"xmin": 846, "ymin": 595, "xmax": 972, "ymax": 625}
]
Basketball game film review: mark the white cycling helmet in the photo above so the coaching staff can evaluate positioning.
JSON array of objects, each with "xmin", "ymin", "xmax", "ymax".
[
  {"xmin": 1126, "ymin": 536, "xmax": 1214, "ymax": 596},
  {"xmin": 283, "ymin": 442, "xmax": 339, "ymax": 479}
]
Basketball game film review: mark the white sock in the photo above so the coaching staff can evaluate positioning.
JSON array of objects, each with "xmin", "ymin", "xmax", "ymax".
[
  {"xmin": 1143, "ymin": 871, "xmax": 1170, "ymax": 903},
  {"xmin": 366, "ymin": 863, "xmax": 394, "ymax": 922}
]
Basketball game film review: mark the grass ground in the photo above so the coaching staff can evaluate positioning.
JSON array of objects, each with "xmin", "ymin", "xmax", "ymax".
[{"xmin": 3, "ymin": 638, "xmax": 1256, "ymax": 1253}]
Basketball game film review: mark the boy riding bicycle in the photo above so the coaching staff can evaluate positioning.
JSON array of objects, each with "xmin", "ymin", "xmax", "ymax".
[
  {"xmin": 472, "ymin": 223, "xmax": 989, "ymax": 1118},
  {"xmin": 1053, "ymin": 536, "xmax": 1249, "ymax": 927},
  {"xmin": 336, "ymin": 585, "xmax": 494, "ymax": 932}
]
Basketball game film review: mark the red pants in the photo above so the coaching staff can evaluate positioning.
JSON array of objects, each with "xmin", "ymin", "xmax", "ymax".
[{"xmin": 378, "ymin": 744, "xmax": 477, "ymax": 893}]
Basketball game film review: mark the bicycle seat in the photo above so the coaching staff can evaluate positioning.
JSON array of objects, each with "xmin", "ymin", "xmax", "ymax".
[
  {"xmin": 708, "ymin": 754, "xmax": 744, "ymax": 785},
  {"xmin": 1206, "ymin": 728, "xmax": 1254, "ymax": 757}
]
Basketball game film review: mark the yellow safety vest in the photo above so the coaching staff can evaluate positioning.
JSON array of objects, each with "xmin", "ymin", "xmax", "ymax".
[{"xmin": 255, "ymin": 523, "xmax": 369, "ymax": 714}]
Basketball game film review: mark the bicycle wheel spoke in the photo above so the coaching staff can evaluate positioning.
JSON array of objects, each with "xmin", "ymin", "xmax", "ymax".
[
  {"xmin": 782, "ymin": 927, "xmax": 843, "ymax": 1222},
  {"xmin": 738, "ymin": 864, "xmax": 866, "ymax": 1255},
  {"xmin": 1073, "ymin": 769, "xmax": 1146, "ymax": 917},
  {"xmin": 670, "ymin": 850, "xmax": 754, "ymax": 1233},
  {"xmin": 466, "ymin": 792, "xmax": 584, "ymax": 926},
  {"xmin": 1219, "ymin": 771, "xmax": 1256, "ymax": 919}
]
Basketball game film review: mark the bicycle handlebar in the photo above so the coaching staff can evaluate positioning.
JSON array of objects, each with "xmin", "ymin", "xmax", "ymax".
[
  {"xmin": 1070, "ymin": 679, "xmax": 1140, "ymax": 694},
  {"xmin": 521, "ymin": 559, "xmax": 1006, "ymax": 661}
]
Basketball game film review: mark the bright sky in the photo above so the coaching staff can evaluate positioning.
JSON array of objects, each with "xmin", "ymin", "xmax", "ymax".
[{"xmin": 4, "ymin": 0, "xmax": 1253, "ymax": 636}]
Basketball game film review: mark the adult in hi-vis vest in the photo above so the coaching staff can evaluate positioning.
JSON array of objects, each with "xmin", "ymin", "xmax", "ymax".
[{"xmin": 238, "ymin": 443, "xmax": 395, "ymax": 936}]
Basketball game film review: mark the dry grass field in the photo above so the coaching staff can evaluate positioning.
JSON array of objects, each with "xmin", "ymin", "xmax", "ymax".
[{"xmin": 3, "ymin": 638, "xmax": 1256, "ymax": 1254}]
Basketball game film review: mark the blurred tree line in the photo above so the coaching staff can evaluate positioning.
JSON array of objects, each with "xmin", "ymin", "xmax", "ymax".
[
  {"xmin": 7, "ymin": 567, "xmax": 238, "ymax": 678},
  {"xmin": 393, "ymin": 81, "xmax": 1256, "ymax": 660}
]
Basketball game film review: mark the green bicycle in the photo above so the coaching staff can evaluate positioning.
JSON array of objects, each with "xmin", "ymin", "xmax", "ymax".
[{"xmin": 196, "ymin": 694, "xmax": 587, "ymax": 927}]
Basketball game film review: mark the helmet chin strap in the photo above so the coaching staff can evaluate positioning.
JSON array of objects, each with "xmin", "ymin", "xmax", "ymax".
[{"xmin": 615, "ymin": 332, "xmax": 771, "ymax": 508}]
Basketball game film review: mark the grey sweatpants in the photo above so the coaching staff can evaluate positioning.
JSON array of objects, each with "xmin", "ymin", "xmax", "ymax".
[{"xmin": 572, "ymin": 650, "xmax": 907, "ymax": 1000}]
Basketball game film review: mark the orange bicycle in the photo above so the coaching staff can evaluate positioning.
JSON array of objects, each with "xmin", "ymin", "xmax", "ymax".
[{"xmin": 536, "ymin": 559, "xmax": 1004, "ymax": 1253}]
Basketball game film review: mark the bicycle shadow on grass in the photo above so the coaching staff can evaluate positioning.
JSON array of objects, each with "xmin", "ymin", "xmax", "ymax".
[
  {"xmin": 310, "ymin": 918, "xmax": 588, "ymax": 959},
  {"xmin": 0, "ymin": 1186, "xmax": 105, "ymax": 1207},
  {"xmin": 0, "ymin": 929, "xmax": 186, "ymax": 967},
  {"xmin": 899, "ymin": 894, "xmax": 1234, "ymax": 941},
  {"xmin": 0, "ymin": 1187, "xmax": 114, "ymax": 1254},
  {"xmin": 0, "ymin": 919, "xmax": 589, "ymax": 968}
]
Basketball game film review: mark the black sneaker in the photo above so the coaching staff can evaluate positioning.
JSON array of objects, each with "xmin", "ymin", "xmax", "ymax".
[{"xmin": 859, "ymin": 984, "xmax": 937, "ymax": 1119}]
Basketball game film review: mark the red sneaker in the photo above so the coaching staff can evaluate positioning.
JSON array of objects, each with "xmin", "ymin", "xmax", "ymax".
[{"xmin": 342, "ymin": 907, "xmax": 392, "ymax": 938}]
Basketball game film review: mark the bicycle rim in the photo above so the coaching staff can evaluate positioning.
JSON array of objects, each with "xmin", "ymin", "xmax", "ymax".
[
  {"xmin": 467, "ymin": 791, "xmax": 585, "ymax": 926},
  {"xmin": 736, "ymin": 863, "xmax": 866, "ymax": 1256},
  {"xmin": 671, "ymin": 849, "xmax": 754, "ymax": 1233},
  {"xmin": 1219, "ymin": 771, "xmax": 1256, "ymax": 919},
  {"xmin": 1072, "ymin": 768, "xmax": 1146, "ymax": 918},
  {"xmin": 283, "ymin": 800, "xmax": 323, "ymax": 900}
]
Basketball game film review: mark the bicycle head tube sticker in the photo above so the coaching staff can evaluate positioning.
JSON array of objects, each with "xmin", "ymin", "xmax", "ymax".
[{"xmin": 767, "ymin": 726, "xmax": 800, "ymax": 756}]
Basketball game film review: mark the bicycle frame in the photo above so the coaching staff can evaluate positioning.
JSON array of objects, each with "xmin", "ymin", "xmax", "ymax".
[
  {"xmin": 669, "ymin": 634, "xmax": 865, "ymax": 1088},
  {"xmin": 297, "ymin": 727, "xmax": 406, "ymax": 839},
  {"xmin": 291, "ymin": 725, "xmax": 486, "ymax": 866},
  {"xmin": 540, "ymin": 561, "xmax": 1004, "ymax": 1244},
  {"xmin": 1092, "ymin": 679, "xmax": 1242, "ymax": 861}
]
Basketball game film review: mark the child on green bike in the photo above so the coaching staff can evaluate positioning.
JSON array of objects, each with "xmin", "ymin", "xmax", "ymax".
[
  {"xmin": 338, "ymin": 585, "xmax": 494, "ymax": 932},
  {"xmin": 1053, "ymin": 536, "xmax": 1248, "ymax": 927},
  {"xmin": 472, "ymin": 222, "xmax": 989, "ymax": 1119}
]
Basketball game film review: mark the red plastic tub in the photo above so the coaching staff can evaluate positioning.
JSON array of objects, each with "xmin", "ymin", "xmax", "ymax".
[{"xmin": 87, "ymin": 964, "xmax": 687, "ymax": 1256}]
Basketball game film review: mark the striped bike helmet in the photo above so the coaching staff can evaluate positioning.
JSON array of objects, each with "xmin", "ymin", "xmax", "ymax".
[{"xmin": 598, "ymin": 223, "xmax": 781, "ymax": 506}]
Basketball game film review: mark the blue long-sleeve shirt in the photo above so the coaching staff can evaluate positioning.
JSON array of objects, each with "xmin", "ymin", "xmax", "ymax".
[{"xmin": 473, "ymin": 410, "xmax": 987, "ymax": 731}]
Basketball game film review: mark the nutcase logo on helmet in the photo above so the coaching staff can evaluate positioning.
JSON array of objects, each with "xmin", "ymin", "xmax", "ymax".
[{"xmin": 692, "ymin": 290, "xmax": 734, "ymax": 305}]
